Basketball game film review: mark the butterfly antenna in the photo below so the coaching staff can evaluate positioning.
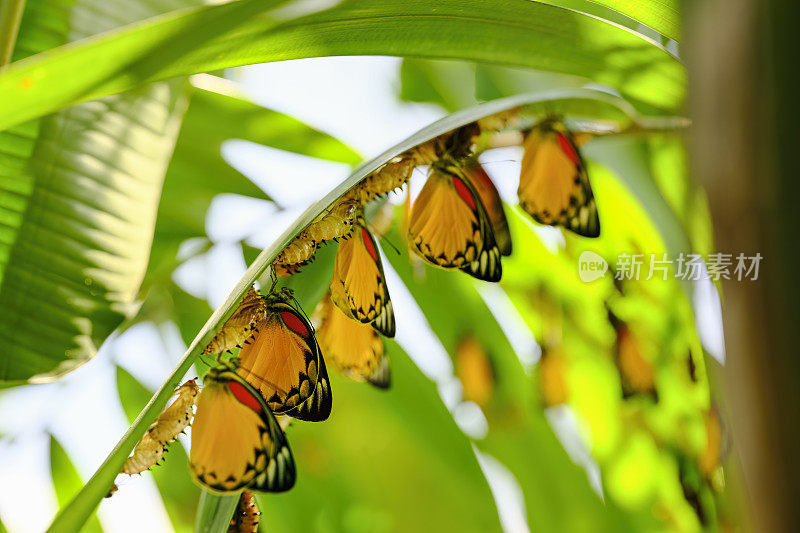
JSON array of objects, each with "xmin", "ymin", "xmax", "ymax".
[
  {"xmin": 289, "ymin": 293, "xmax": 315, "ymax": 330},
  {"xmin": 480, "ymin": 158, "xmax": 521, "ymax": 167},
  {"xmin": 268, "ymin": 270, "xmax": 279, "ymax": 293}
]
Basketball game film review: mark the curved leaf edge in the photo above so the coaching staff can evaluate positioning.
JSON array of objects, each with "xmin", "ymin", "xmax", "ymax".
[{"xmin": 0, "ymin": 0, "xmax": 686, "ymax": 131}]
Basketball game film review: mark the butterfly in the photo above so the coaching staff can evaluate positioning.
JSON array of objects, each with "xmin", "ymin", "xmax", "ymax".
[
  {"xmin": 699, "ymin": 406, "xmax": 723, "ymax": 481},
  {"xmin": 538, "ymin": 346, "xmax": 569, "ymax": 408},
  {"xmin": 330, "ymin": 220, "xmax": 395, "ymax": 338},
  {"xmin": 316, "ymin": 294, "xmax": 390, "ymax": 388},
  {"xmin": 408, "ymin": 159, "xmax": 502, "ymax": 282},
  {"xmin": 189, "ymin": 364, "xmax": 295, "ymax": 493},
  {"xmin": 461, "ymin": 160, "xmax": 512, "ymax": 257},
  {"xmin": 454, "ymin": 336, "xmax": 494, "ymax": 407},
  {"xmin": 518, "ymin": 116, "xmax": 600, "ymax": 237},
  {"xmin": 236, "ymin": 289, "xmax": 332, "ymax": 422},
  {"xmin": 608, "ymin": 310, "xmax": 657, "ymax": 400}
]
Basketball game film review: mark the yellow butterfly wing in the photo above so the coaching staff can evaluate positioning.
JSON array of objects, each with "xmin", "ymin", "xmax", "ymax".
[
  {"xmin": 518, "ymin": 118, "xmax": 600, "ymax": 237},
  {"xmin": 330, "ymin": 223, "xmax": 396, "ymax": 337},
  {"xmin": 317, "ymin": 295, "xmax": 390, "ymax": 389},
  {"xmin": 189, "ymin": 367, "xmax": 295, "ymax": 493},
  {"xmin": 609, "ymin": 315, "xmax": 657, "ymax": 400},
  {"xmin": 408, "ymin": 162, "xmax": 502, "ymax": 282},
  {"xmin": 462, "ymin": 160, "xmax": 512, "ymax": 256},
  {"xmin": 538, "ymin": 346, "xmax": 569, "ymax": 407},
  {"xmin": 454, "ymin": 336, "xmax": 494, "ymax": 407},
  {"xmin": 237, "ymin": 292, "xmax": 332, "ymax": 421}
]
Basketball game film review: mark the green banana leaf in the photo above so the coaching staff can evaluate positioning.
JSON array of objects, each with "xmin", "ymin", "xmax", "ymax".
[
  {"xmin": 49, "ymin": 435, "xmax": 104, "ymax": 533},
  {"xmin": 147, "ymin": 79, "xmax": 360, "ymax": 285},
  {"xmin": 256, "ymin": 345, "xmax": 503, "ymax": 533},
  {"xmin": 0, "ymin": 0, "xmax": 685, "ymax": 132},
  {"xmin": 589, "ymin": 0, "xmax": 680, "ymax": 41},
  {"xmin": 0, "ymin": 0, "xmax": 199, "ymax": 383}
]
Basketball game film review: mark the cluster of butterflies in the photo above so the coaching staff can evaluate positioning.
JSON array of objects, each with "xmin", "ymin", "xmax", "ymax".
[
  {"xmin": 120, "ymin": 268, "xmax": 395, "ymax": 497},
  {"xmin": 118, "ymin": 115, "xmax": 601, "ymax": 506},
  {"xmin": 271, "ymin": 115, "xmax": 600, "ymax": 280},
  {"xmin": 408, "ymin": 116, "xmax": 598, "ymax": 284},
  {"xmin": 192, "ymin": 286, "xmax": 333, "ymax": 494}
]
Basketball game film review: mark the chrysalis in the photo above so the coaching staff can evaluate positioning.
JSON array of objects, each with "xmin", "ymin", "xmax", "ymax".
[{"xmin": 204, "ymin": 287, "xmax": 265, "ymax": 355}]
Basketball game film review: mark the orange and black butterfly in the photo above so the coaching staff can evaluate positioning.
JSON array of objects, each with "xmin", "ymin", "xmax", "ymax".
[
  {"xmin": 462, "ymin": 160, "xmax": 512, "ymax": 257},
  {"xmin": 190, "ymin": 364, "xmax": 295, "ymax": 493},
  {"xmin": 518, "ymin": 116, "xmax": 599, "ymax": 237},
  {"xmin": 408, "ymin": 159, "xmax": 502, "ymax": 282},
  {"xmin": 330, "ymin": 219, "xmax": 395, "ymax": 338},
  {"xmin": 699, "ymin": 406, "xmax": 723, "ymax": 481},
  {"xmin": 316, "ymin": 294, "xmax": 390, "ymax": 389},
  {"xmin": 236, "ymin": 289, "xmax": 332, "ymax": 422},
  {"xmin": 454, "ymin": 336, "xmax": 494, "ymax": 408},
  {"xmin": 608, "ymin": 310, "xmax": 657, "ymax": 400},
  {"xmin": 538, "ymin": 346, "xmax": 569, "ymax": 408}
]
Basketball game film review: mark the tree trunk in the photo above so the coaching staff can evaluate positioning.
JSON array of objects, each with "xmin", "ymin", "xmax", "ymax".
[{"xmin": 687, "ymin": 0, "xmax": 800, "ymax": 531}]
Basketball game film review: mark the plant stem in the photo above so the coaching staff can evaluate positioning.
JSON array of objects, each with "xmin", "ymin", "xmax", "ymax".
[
  {"xmin": 195, "ymin": 491, "xmax": 239, "ymax": 533},
  {"xmin": 0, "ymin": 0, "xmax": 26, "ymax": 69}
]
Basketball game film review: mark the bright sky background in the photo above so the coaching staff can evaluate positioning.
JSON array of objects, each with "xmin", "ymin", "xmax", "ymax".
[{"xmin": 0, "ymin": 56, "xmax": 724, "ymax": 533}]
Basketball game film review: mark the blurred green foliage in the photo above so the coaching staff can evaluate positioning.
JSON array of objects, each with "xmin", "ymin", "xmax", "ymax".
[
  {"xmin": 49, "ymin": 436, "xmax": 103, "ymax": 533},
  {"xmin": 257, "ymin": 346, "xmax": 503, "ymax": 533}
]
